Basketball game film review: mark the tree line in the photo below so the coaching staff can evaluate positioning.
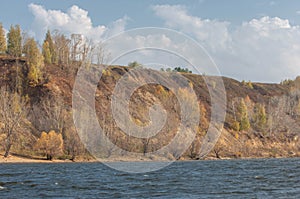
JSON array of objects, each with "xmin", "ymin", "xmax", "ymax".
[
  {"xmin": 0, "ymin": 23, "xmax": 107, "ymax": 87},
  {"xmin": 0, "ymin": 22, "xmax": 102, "ymax": 160}
]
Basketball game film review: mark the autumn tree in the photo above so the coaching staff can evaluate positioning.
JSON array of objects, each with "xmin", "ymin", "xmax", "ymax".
[
  {"xmin": 23, "ymin": 37, "xmax": 44, "ymax": 87},
  {"xmin": 63, "ymin": 126, "xmax": 84, "ymax": 161},
  {"xmin": 237, "ymin": 98, "xmax": 250, "ymax": 131},
  {"xmin": 0, "ymin": 23, "xmax": 6, "ymax": 53},
  {"xmin": 230, "ymin": 120, "xmax": 240, "ymax": 132},
  {"xmin": 253, "ymin": 103, "xmax": 267, "ymax": 131},
  {"xmin": 0, "ymin": 87, "xmax": 27, "ymax": 157},
  {"xmin": 53, "ymin": 31, "xmax": 70, "ymax": 67},
  {"xmin": 7, "ymin": 25, "xmax": 22, "ymax": 57},
  {"xmin": 42, "ymin": 41, "xmax": 51, "ymax": 64},
  {"xmin": 35, "ymin": 130, "xmax": 63, "ymax": 160},
  {"xmin": 43, "ymin": 30, "xmax": 56, "ymax": 64},
  {"xmin": 70, "ymin": 33, "xmax": 83, "ymax": 61}
]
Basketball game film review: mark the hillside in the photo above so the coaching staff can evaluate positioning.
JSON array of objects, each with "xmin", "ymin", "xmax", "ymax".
[{"xmin": 0, "ymin": 56, "xmax": 299, "ymax": 161}]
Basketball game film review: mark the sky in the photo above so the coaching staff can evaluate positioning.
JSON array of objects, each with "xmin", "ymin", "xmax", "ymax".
[{"xmin": 1, "ymin": 0, "xmax": 300, "ymax": 82}]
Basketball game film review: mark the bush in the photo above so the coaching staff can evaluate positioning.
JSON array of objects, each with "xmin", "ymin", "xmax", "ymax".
[{"xmin": 173, "ymin": 67, "xmax": 192, "ymax": 73}]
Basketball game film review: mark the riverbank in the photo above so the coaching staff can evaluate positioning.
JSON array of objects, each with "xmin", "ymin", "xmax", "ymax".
[
  {"xmin": 1, "ymin": 152, "xmax": 299, "ymax": 164},
  {"xmin": 0, "ymin": 154, "xmax": 74, "ymax": 163}
]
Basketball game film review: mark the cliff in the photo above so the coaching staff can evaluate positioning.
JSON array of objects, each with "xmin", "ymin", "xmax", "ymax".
[{"xmin": 0, "ymin": 56, "xmax": 299, "ymax": 160}]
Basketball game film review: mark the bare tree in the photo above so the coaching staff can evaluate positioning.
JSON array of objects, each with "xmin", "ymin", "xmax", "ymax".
[
  {"xmin": 70, "ymin": 34, "xmax": 83, "ymax": 61},
  {"xmin": 30, "ymin": 95, "xmax": 65, "ymax": 135},
  {"xmin": 42, "ymin": 96, "xmax": 65, "ymax": 133},
  {"xmin": 64, "ymin": 127, "xmax": 83, "ymax": 161},
  {"xmin": 52, "ymin": 31, "xmax": 70, "ymax": 68},
  {"xmin": 0, "ymin": 87, "xmax": 27, "ymax": 157}
]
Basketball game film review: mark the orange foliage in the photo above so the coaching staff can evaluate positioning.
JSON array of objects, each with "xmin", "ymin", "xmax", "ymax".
[{"xmin": 35, "ymin": 130, "xmax": 63, "ymax": 160}]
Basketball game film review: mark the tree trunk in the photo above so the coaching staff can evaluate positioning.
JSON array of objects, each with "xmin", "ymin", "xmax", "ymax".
[
  {"xmin": 4, "ymin": 143, "xmax": 12, "ymax": 158},
  {"xmin": 214, "ymin": 149, "xmax": 221, "ymax": 159},
  {"xmin": 46, "ymin": 154, "xmax": 53, "ymax": 160},
  {"xmin": 71, "ymin": 154, "xmax": 76, "ymax": 162}
]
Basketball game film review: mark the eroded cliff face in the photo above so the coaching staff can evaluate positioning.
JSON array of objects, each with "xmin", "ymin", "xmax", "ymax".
[{"xmin": 0, "ymin": 57, "xmax": 299, "ymax": 160}]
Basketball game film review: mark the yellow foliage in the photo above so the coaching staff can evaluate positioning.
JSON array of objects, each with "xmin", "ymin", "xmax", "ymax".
[
  {"xmin": 24, "ymin": 38, "xmax": 44, "ymax": 87},
  {"xmin": 189, "ymin": 81, "xmax": 194, "ymax": 89},
  {"xmin": 35, "ymin": 130, "xmax": 63, "ymax": 160},
  {"xmin": 231, "ymin": 120, "xmax": 240, "ymax": 131},
  {"xmin": 156, "ymin": 85, "xmax": 168, "ymax": 98},
  {"xmin": 234, "ymin": 132, "xmax": 239, "ymax": 139},
  {"xmin": 42, "ymin": 41, "xmax": 52, "ymax": 64},
  {"xmin": 102, "ymin": 69, "xmax": 111, "ymax": 76},
  {"xmin": 156, "ymin": 85, "xmax": 164, "ymax": 93}
]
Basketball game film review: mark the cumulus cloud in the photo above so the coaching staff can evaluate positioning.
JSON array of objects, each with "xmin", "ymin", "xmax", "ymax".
[
  {"xmin": 28, "ymin": 3, "xmax": 128, "ymax": 42},
  {"xmin": 27, "ymin": 3, "xmax": 300, "ymax": 82},
  {"xmin": 152, "ymin": 5, "xmax": 300, "ymax": 82},
  {"xmin": 152, "ymin": 5, "xmax": 230, "ymax": 52}
]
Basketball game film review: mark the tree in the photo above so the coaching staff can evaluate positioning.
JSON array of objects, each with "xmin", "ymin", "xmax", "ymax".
[
  {"xmin": 213, "ymin": 137, "xmax": 227, "ymax": 159},
  {"xmin": 0, "ymin": 87, "xmax": 27, "ymax": 157},
  {"xmin": 7, "ymin": 25, "xmax": 22, "ymax": 57},
  {"xmin": 173, "ymin": 67, "xmax": 192, "ymax": 73},
  {"xmin": 29, "ymin": 95, "xmax": 65, "ymax": 134},
  {"xmin": 231, "ymin": 120, "xmax": 240, "ymax": 131},
  {"xmin": 53, "ymin": 31, "xmax": 70, "ymax": 67},
  {"xmin": 70, "ymin": 33, "xmax": 83, "ymax": 61},
  {"xmin": 23, "ymin": 37, "xmax": 44, "ymax": 87},
  {"xmin": 0, "ymin": 23, "xmax": 6, "ymax": 53},
  {"xmin": 237, "ymin": 99, "xmax": 250, "ymax": 131},
  {"xmin": 253, "ymin": 104, "xmax": 267, "ymax": 131},
  {"xmin": 128, "ymin": 61, "xmax": 142, "ymax": 68},
  {"xmin": 35, "ymin": 130, "xmax": 63, "ymax": 160},
  {"xmin": 44, "ymin": 30, "xmax": 56, "ymax": 64},
  {"xmin": 64, "ymin": 126, "xmax": 84, "ymax": 161},
  {"xmin": 42, "ymin": 41, "xmax": 52, "ymax": 64}
]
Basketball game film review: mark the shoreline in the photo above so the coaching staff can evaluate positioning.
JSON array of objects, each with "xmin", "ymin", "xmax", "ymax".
[{"xmin": 0, "ymin": 153, "xmax": 299, "ymax": 164}]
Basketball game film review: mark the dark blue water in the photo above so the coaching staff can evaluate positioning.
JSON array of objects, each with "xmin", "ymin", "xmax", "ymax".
[{"xmin": 0, "ymin": 158, "xmax": 299, "ymax": 198}]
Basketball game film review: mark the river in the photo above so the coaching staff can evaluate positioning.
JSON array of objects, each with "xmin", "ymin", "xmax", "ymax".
[{"xmin": 0, "ymin": 158, "xmax": 299, "ymax": 198}]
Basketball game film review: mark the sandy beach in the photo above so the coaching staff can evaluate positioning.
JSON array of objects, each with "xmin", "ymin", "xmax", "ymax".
[{"xmin": 0, "ymin": 154, "xmax": 75, "ymax": 163}]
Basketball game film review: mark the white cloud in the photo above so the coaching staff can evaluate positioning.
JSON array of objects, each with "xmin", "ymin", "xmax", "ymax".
[
  {"xmin": 152, "ymin": 5, "xmax": 230, "ymax": 52},
  {"xmin": 152, "ymin": 5, "xmax": 300, "ymax": 82},
  {"xmin": 297, "ymin": 11, "xmax": 300, "ymax": 15},
  {"xmin": 28, "ymin": 4, "xmax": 128, "ymax": 42},
  {"xmin": 105, "ymin": 16, "xmax": 129, "ymax": 37},
  {"xmin": 27, "ymin": 3, "xmax": 300, "ymax": 82}
]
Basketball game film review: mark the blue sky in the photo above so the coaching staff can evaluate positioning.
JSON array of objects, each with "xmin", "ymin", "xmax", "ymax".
[
  {"xmin": 2, "ymin": 0, "xmax": 300, "ymax": 30},
  {"xmin": 1, "ymin": 0, "xmax": 300, "ymax": 82}
]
